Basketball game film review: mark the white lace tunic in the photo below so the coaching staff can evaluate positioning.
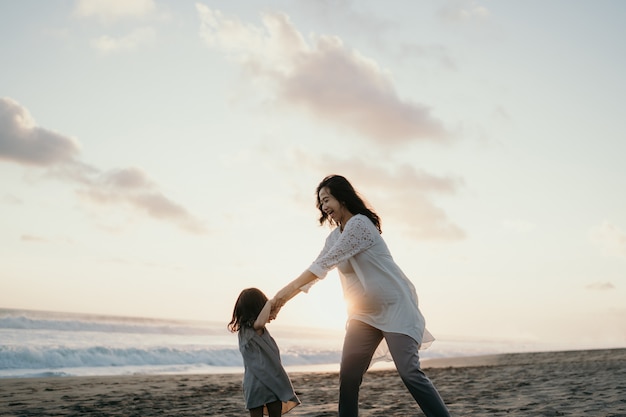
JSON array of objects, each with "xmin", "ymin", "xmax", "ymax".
[{"xmin": 305, "ymin": 214, "xmax": 434, "ymax": 348}]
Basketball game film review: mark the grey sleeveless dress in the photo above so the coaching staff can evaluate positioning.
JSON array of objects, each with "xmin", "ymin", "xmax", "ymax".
[{"xmin": 239, "ymin": 325, "xmax": 300, "ymax": 414}]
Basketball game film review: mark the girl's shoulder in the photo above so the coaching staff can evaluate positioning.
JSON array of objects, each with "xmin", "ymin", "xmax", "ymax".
[{"xmin": 238, "ymin": 325, "xmax": 256, "ymax": 343}]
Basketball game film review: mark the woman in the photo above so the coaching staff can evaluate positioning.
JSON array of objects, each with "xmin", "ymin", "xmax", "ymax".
[{"xmin": 271, "ymin": 175, "xmax": 451, "ymax": 417}]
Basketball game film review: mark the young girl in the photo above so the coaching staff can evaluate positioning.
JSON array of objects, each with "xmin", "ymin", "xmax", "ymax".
[{"xmin": 228, "ymin": 288, "xmax": 300, "ymax": 417}]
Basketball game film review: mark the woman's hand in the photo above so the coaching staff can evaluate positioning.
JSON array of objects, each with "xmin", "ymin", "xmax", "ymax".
[{"xmin": 269, "ymin": 297, "xmax": 283, "ymax": 321}]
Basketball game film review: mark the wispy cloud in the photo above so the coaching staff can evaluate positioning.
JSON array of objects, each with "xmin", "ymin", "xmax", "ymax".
[
  {"xmin": 73, "ymin": 0, "xmax": 156, "ymax": 22},
  {"xmin": 296, "ymin": 1, "xmax": 457, "ymax": 71},
  {"xmin": 197, "ymin": 4, "xmax": 451, "ymax": 146},
  {"xmin": 292, "ymin": 0, "xmax": 392, "ymax": 43},
  {"xmin": 590, "ymin": 221, "xmax": 626, "ymax": 259},
  {"xmin": 73, "ymin": 0, "xmax": 160, "ymax": 53},
  {"xmin": 1, "ymin": 194, "xmax": 22, "ymax": 205},
  {"xmin": 290, "ymin": 150, "xmax": 465, "ymax": 240},
  {"xmin": 0, "ymin": 97, "xmax": 206, "ymax": 234},
  {"xmin": 91, "ymin": 27, "xmax": 156, "ymax": 53},
  {"xmin": 72, "ymin": 167, "xmax": 207, "ymax": 234},
  {"xmin": 438, "ymin": 0, "xmax": 491, "ymax": 23},
  {"xmin": 585, "ymin": 282, "xmax": 616, "ymax": 291},
  {"xmin": 21, "ymin": 234, "xmax": 48, "ymax": 243}
]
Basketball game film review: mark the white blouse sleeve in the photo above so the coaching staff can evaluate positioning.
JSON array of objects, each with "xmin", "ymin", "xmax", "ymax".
[
  {"xmin": 298, "ymin": 233, "xmax": 335, "ymax": 293},
  {"xmin": 308, "ymin": 215, "xmax": 377, "ymax": 280}
]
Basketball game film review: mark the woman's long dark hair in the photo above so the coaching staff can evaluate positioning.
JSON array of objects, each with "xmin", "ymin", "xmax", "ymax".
[
  {"xmin": 316, "ymin": 175, "xmax": 382, "ymax": 233},
  {"xmin": 227, "ymin": 288, "xmax": 268, "ymax": 332}
]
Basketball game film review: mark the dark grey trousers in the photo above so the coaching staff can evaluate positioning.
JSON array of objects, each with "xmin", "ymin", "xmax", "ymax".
[{"xmin": 339, "ymin": 320, "xmax": 451, "ymax": 417}]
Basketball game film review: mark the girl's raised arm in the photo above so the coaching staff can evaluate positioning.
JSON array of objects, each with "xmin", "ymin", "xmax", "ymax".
[{"xmin": 253, "ymin": 300, "xmax": 272, "ymax": 330}]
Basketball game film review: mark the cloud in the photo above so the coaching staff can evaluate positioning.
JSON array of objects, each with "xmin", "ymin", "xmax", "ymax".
[
  {"xmin": 73, "ymin": 0, "xmax": 160, "ymax": 53},
  {"xmin": 81, "ymin": 168, "xmax": 207, "ymax": 234},
  {"xmin": 585, "ymin": 282, "xmax": 616, "ymax": 291},
  {"xmin": 197, "ymin": 4, "xmax": 451, "ymax": 145},
  {"xmin": 91, "ymin": 27, "xmax": 156, "ymax": 53},
  {"xmin": 292, "ymin": 0, "xmax": 392, "ymax": 44},
  {"xmin": 297, "ymin": 0, "xmax": 390, "ymax": 31},
  {"xmin": 291, "ymin": 150, "xmax": 464, "ymax": 240},
  {"xmin": 1, "ymin": 194, "xmax": 22, "ymax": 205},
  {"xmin": 73, "ymin": 0, "xmax": 156, "ymax": 21},
  {"xmin": 590, "ymin": 221, "xmax": 626, "ymax": 258},
  {"xmin": 0, "ymin": 97, "xmax": 205, "ymax": 234},
  {"xmin": 0, "ymin": 97, "xmax": 81, "ymax": 166},
  {"xmin": 438, "ymin": 0, "xmax": 491, "ymax": 23},
  {"xmin": 297, "ymin": 1, "xmax": 457, "ymax": 72},
  {"xmin": 55, "ymin": 165, "xmax": 208, "ymax": 235},
  {"xmin": 21, "ymin": 234, "xmax": 48, "ymax": 243}
]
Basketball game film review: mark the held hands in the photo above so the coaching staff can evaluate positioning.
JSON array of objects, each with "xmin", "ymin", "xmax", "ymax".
[
  {"xmin": 269, "ymin": 281, "xmax": 300, "ymax": 321},
  {"xmin": 269, "ymin": 296, "xmax": 285, "ymax": 321}
]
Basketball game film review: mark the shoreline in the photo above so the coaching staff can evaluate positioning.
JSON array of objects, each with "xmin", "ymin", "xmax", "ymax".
[{"xmin": 2, "ymin": 348, "xmax": 625, "ymax": 416}]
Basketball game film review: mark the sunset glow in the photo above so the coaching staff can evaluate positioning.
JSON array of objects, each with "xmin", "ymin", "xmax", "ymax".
[{"xmin": 1, "ymin": 1, "xmax": 625, "ymax": 351}]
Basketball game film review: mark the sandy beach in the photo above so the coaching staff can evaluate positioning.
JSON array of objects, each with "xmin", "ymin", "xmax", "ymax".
[{"xmin": 1, "ymin": 348, "xmax": 624, "ymax": 417}]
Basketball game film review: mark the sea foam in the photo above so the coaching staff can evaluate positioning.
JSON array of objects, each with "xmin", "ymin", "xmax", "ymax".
[{"xmin": 0, "ymin": 308, "xmax": 343, "ymax": 378}]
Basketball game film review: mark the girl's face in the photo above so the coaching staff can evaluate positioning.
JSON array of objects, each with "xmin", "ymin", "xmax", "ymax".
[{"xmin": 319, "ymin": 187, "xmax": 351, "ymax": 225}]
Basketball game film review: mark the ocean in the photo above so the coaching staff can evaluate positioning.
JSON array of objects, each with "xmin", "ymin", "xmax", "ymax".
[{"xmin": 0, "ymin": 308, "xmax": 545, "ymax": 379}]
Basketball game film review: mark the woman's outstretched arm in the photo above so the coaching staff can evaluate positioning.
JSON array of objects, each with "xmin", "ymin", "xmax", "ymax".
[{"xmin": 271, "ymin": 269, "xmax": 318, "ymax": 318}]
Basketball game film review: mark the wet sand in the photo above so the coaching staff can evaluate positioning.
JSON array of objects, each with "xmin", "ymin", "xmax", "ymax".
[{"xmin": 1, "ymin": 348, "xmax": 625, "ymax": 416}]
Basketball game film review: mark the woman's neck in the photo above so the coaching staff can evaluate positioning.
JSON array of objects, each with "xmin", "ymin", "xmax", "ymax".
[{"xmin": 339, "ymin": 213, "xmax": 354, "ymax": 231}]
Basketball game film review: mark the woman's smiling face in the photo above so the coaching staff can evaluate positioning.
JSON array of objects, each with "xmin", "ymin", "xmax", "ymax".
[{"xmin": 319, "ymin": 187, "xmax": 351, "ymax": 226}]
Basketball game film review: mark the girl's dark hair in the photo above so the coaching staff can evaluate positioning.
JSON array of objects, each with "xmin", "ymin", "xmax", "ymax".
[
  {"xmin": 227, "ymin": 288, "xmax": 268, "ymax": 332},
  {"xmin": 316, "ymin": 175, "xmax": 381, "ymax": 233}
]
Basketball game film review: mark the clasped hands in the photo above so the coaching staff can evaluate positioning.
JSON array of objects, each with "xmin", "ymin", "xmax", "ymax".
[
  {"xmin": 268, "ymin": 281, "xmax": 300, "ymax": 322},
  {"xmin": 268, "ymin": 296, "xmax": 286, "ymax": 322}
]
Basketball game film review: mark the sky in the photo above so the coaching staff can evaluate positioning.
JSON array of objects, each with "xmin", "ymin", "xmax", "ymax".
[{"xmin": 1, "ymin": 0, "xmax": 625, "ymax": 351}]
